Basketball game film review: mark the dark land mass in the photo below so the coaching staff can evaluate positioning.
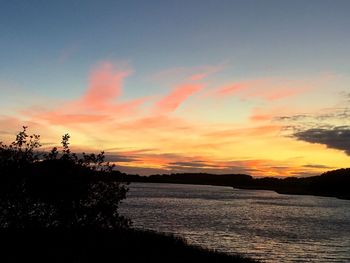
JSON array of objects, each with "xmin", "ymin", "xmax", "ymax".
[
  {"xmin": 0, "ymin": 128, "xmax": 257, "ymax": 263},
  {"xmin": 118, "ymin": 168, "xmax": 350, "ymax": 200},
  {"xmin": 0, "ymin": 229, "xmax": 257, "ymax": 263}
]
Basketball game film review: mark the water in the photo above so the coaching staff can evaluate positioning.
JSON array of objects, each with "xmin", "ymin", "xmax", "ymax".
[{"xmin": 119, "ymin": 182, "xmax": 350, "ymax": 263}]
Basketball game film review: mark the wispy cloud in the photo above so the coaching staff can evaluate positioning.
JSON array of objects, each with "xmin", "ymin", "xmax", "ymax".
[
  {"xmin": 103, "ymin": 150, "xmax": 328, "ymax": 176},
  {"xmin": 208, "ymin": 74, "xmax": 333, "ymax": 101},
  {"xmin": 31, "ymin": 62, "xmax": 145, "ymax": 125},
  {"xmin": 153, "ymin": 83, "xmax": 204, "ymax": 114},
  {"xmin": 2, "ymin": 62, "xmax": 345, "ymax": 177},
  {"xmin": 80, "ymin": 62, "xmax": 130, "ymax": 110}
]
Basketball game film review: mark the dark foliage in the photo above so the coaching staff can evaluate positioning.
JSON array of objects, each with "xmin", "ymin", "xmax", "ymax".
[
  {"xmin": 0, "ymin": 128, "xmax": 259, "ymax": 262},
  {"xmin": 0, "ymin": 229, "xmax": 258, "ymax": 263},
  {"xmin": 0, "ymin": 127, "xmax": 130, "ymax": 228}
]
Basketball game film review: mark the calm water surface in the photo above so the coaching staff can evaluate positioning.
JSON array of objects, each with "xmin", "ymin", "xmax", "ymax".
[{"xmin": 119, "ymin": 183, "xmax": 350, "ymax": 263}]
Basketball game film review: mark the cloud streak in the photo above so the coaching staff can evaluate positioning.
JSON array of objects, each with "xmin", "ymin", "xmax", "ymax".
[
  {"xmin": 80, "ymin": 62, "xmax": 130, "ymax": 110},
  {"xmin": 32, "ymin": 62, "xmax": 144, "ymax": 125},
  {"xmin": 294, "ymin": 126, "xmax": 350, "ymax": 155},
  {"xmin": 3, "ymin": 61, "xmax": 345, "ymax": 177},
  {"xmin": 209, "ymin": 75, "xmax": 332, "ymax": 101},
  {"xmin": 154, "ymin": 83, "xmax": 204, "ymax": 114}
]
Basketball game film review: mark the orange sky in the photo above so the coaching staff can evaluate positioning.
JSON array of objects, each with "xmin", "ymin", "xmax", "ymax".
[{"xmin": 1, "ymin": 62, "xmax": 349, "ymax": 176}]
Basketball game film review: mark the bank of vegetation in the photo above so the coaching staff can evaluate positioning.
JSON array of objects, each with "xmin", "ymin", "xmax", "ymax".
[
  {"xmin": 0, "ymin": 127, "xmax": 257, "ymax": 263},
  {"xmin": 123, "ymin": 169, "xmax": 350, "ymax": 200}
]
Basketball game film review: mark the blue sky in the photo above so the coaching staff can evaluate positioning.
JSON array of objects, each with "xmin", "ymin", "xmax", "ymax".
[
  {"xmin": 1, "ymin": 0, "xmax": 350, "ymax": 175},
  {"xmin": 2, "ymin": 0, "xmax": 349, "ymax": 90}
]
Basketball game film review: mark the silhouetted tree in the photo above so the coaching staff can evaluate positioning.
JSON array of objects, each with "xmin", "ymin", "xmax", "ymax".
[{"xmin": 0, "ymin": 127, "xmax": 130, "ymax": 228}]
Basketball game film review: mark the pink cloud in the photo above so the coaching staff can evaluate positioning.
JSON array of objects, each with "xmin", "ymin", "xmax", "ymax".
[
  {"xmin": 79, "ymin": 62, "xmax": 131, "ymax": 111},
  {"xmin": 25, "ymin": 62, "xmax": 208, "ymax": 128},
  {"xmin": 0, "ymin": 116, "xmax": 24, "ymax": 135},
  {"xmin": 154, "ymin": 83, "xmax": 204, "ymax": 114},
  {"xmin": 115, "ymin": 115, "xmax": 193, "ymax": 133},
  {"xmin": 30, "ymin": 62, "xmax": 144, "ymax": 125},
  {"xmin": 39, "ymin": 113, "xmax": 110, "ymax": 124},
  {"xmin": 187, "ymin": 64, "xmax": 225, "ymax": 81},
  {"xmin": 250, "ymin": 114, "xmax": 273, "ymax": 122},
  {"xmin": 211, "ymin": 77, "xmax": 320, "ymax": 101},
  {"xmin": 0, "ymin": 115, "xmax": 52, "ymax": 144},
  {"xmin": 189, "ymin": 73, "xmax": 209, "ymax": 81},
  {"xmin": 213, "ymin": 82, "xmax": 252, "ymax": 96}
]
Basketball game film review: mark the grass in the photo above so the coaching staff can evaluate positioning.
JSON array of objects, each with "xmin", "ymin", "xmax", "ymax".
[{"xmin": 0, "ymin": 228, "xmax": 258, "ymax": 263}]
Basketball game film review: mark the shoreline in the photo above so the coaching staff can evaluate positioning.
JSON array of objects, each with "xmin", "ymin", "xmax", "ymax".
[
  {"xmin": 127, "ymin": 180, "xmax": 350, "ymax": 200},
  {"xmin": 0, "ymin": 228, "xmax": 258, "ymax": 263}
]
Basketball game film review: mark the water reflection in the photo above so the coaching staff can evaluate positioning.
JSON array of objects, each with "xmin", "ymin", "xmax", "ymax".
[{"xmin": 120, "ymin": 183, "xmax": 350, "ymax": 263}]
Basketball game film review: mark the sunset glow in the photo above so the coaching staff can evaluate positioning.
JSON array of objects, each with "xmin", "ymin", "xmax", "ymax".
[{"xmin": 1, "ymin": 1, "xmax": 350, "ymax": 176}]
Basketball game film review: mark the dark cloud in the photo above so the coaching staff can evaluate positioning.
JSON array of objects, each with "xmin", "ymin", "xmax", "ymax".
[
  {"xmin": 276, "ymin": 109, "xmax": 350, "ymax": 124},
  {"xmin": 106, "ymin": 151, "xmax": 185, "ymax": 164},
  {"xmin": 165, "ymin": 162, "xmax": 260, "ymax": 175},
  {"xmin": 169, "ymin": 161, "xmax": 217, "ymax": 168},
  {"xmin": 117, "ymin": 165, "xmax": 169, "ymax": 176},
  {"xmin": 294, "ymin": 126, "xmax": 350, "ymax": 155},
  {"xmin": 104, "ymin": 147, "xmax": 158, "ymax": 153},
  {"xmin": 302, "ymin": 164, "xmax": 334, "ymax": 169},
  {"xmin": 103, "ymin": 154, "xmax": 139, "ymax": 163},
  {"xmin": 315, "ymin": 109, "xmax": 350, "ymax": 121},
  {"xmin": 30, "ymin": 151, "xmax": 140, "ymax": 163},
  {"xmin": 288, "ymin": 171, "xmax": 320, "ymax": 177},
  {"xmin": 274, "ymin": 114, "xmax": 309, "ymax": 122},
  {"xmin": 276, "ymin": 96, "xmax": 350, "ymax": 157},
  {"xmin": 339, "ymin": 91, "xmax": 350, "ymax": 101},
  {"xmin": 270, "ymin": 166, "xmax": 291, "ymax": 170}
]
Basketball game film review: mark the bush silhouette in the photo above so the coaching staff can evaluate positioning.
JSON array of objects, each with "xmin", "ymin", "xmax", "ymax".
[{"xmin": 0, "ymin": 127, "xmax": 130, "ymax": 228}]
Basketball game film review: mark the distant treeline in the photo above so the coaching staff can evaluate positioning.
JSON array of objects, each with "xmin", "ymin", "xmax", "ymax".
[{"xmin": 116, "ymin": 168, "xmax": 350, "ymax": 200}]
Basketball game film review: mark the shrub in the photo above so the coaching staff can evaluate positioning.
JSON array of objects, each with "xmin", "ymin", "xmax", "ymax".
[{"xmin": 0, "ymin": 127, "xmax": 130, "ymax": 229}]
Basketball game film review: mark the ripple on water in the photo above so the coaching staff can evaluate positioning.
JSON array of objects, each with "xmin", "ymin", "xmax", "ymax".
[{"xmin": 120, "ymin": 183, "xmax": 350, "ymax": 263}]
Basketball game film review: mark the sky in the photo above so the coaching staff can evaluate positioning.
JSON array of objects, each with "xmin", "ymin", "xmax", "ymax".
[{"xmin": 1, "ymin": 0, "xmax": 350, "ymax": 176}]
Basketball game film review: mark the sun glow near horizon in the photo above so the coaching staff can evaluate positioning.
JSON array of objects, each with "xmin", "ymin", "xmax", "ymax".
[
  {"xmin": 1, "ymin": 61, "xmax": 349, "ymax": 176},
  {"xmin": 1, "ymin": 1, "xmax": 350, "ymax": 176}
]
